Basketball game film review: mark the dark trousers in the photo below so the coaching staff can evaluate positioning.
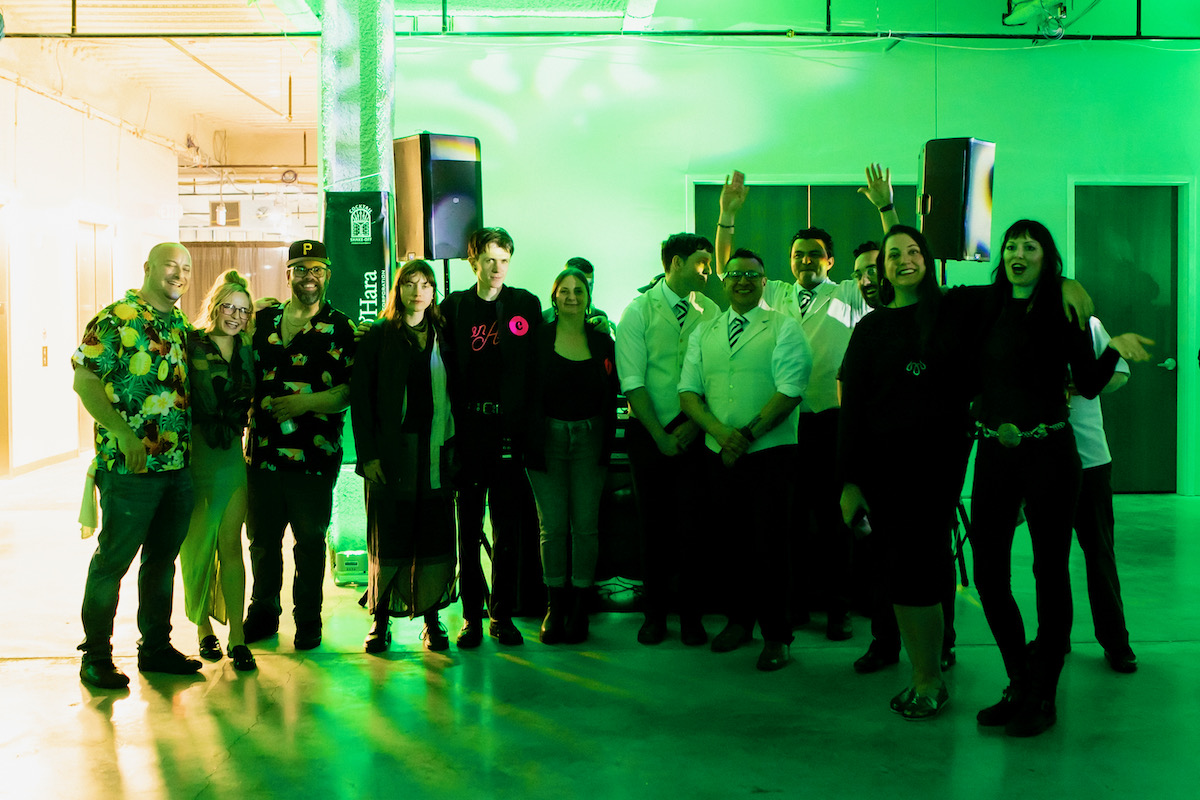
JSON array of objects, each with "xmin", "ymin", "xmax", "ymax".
[
  {"xmin": 81, "ymin": 469, "xmax": 194, "ymax": 661},
  {"xmin": 245, "ymin": 469, "xmax": 336, "ymax": 627},
  {"xmin": 970, "ymin": 432, "xmax": 1081, "ymax": 698},
  {"xmin": 795, "ymin": 409, "xmax": 852, "ymax": 616},
  {"xmin": 625, "ymin": 419, "xmax": 712, "ymax": 620},
  {"xmin": 706, "ymin": 445, "xmax": 796, "ymax": 643},
  {"xmin": 456, "ymin": 424, "xmax": 531, "ymax": 622},
  {"xmin": 1070, "ymin": 462, "xmax": 1131, "ymax": 654}
]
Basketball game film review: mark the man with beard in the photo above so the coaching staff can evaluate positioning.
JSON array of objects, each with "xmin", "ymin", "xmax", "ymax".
[
  {"xmin": 243, "ymin": 239, "xmax": 358, "ymax": 650},
  {"xmin": 72, "ymin": 242, "xmax": 202, "ymax": 688},
  {"xmin": 851, "ymin": 241, "xmax": 881, "ymax": 309}
]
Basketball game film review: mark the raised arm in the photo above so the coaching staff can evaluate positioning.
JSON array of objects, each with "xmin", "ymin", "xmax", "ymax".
[
  {"xmin": 858, "ymin": 163, "xmax": 901, "ymax": 232},
  {"xmin": 715, "ymin": 170, "xmax": 747, "ymax": 275}
]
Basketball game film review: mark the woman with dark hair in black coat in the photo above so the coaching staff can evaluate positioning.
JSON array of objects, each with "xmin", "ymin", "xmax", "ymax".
[
  {"xmin": 351, "ymin": 260, "xmax": 457, "ymax": 654},
  {"xmin": 525, "ymin": 267, "xmax": 618, "ymax": 645}
]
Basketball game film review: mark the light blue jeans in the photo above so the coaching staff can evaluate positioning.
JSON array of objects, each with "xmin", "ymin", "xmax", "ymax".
[{"xmin": 526, "ymin": 417, "xmax": 606, "ymax": 589}]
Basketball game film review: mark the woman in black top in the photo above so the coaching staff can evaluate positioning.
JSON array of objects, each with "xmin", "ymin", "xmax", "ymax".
[
  {"xmin": 351, "ymin": 260, "xmax": 457, "ymax": 653},
  {"xmin": 180, "ymin": 270, "xmax": 257, "ymax": 671},
  {"xmin": 525, "ymin": 267, "xmax": 618, "ymax": 644},
  {"xmin": 840, "ymin": 226, "xmax": 969, "ymax": 720},
  {"xmin": 967, "ymin": 220, "xmax": 1150, "ymax": 737}
]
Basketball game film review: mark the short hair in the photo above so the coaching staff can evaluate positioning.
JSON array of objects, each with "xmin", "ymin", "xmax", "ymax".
[
  {"xmin": 661, "ymin": 233, "xmax": 714, "ymax": 271},
  {"xmin": 198, "ymin": 270, "xmax": 255, "ymax": 343},
  {"xmin": 565, "ymin": 256, "xmax": 595, "ymax": 276},
  {"xmin": 382, "ymin": 259, "xmax": 443, "ymax": 333},
  {"xmin": 467, "ymin": 227, "xmax": 514, "ymax": 260},
  {"xmin": 790, "ymin": 227, "xmax": 834, "ymax": 260},
  {"xmin": 550, "ymin": 267, "xmax": 592, "ymax": 314},
  {"xmin": 852, "ymin": 241, "xmax": 880, "ymax": 259},
  {"xmin": 728, "ymin": 248, "xmax": 765, "ymax": 270}
]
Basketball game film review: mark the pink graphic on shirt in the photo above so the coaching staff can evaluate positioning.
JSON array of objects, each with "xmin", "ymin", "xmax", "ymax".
[
  {"xmin": 471, "ymin": 321, "xmax": 500, "ymax": 352},
  {"xmin": 509, "ymin": 316, "xmax": 530, "ymax": 336}
]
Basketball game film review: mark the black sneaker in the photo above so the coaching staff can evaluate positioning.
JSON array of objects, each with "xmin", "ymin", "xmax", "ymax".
[
  {"xmin": 854, "ymin": 642, "xmax": 900, "ymax": 674},
  {"xmin": 243, "ymin": 613, "xmax": 279, "ymax": 644},
  {"xmin": 138, "ymin": 646, "xmax": 202, "ymax": 675},
  {"xmin": 294, "ymin": 624, "xmax": 322, "ymax": 651},
  {"xmin": 80, "ymin": 659, "xmax": 130, "ymax": 689},
  {"xmin": 977, "ymin": 682, "xmax": 1026, "ymax": 726},
  {"xmin": 1104, "ymin": 649, "xmax": 1138, "ymax": 674},
  {"xmin": 1005, "ymin": 698, "xmax": 1057, "ymax": 737},
  {"xmin": 489, "ymin": 618, "xmax": 524, "ymax": 646}
]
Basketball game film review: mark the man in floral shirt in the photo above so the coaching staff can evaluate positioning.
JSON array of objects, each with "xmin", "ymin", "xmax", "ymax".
[
  {"xmin": 72, "ymin": 242, "xmax": 202, "ymax": 689},
  {"xmin": 243, "ymin": 239, "xmax": 357, "ymax": 650}
]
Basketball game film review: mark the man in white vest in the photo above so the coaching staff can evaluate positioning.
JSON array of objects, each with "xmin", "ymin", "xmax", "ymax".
[
  {"xmin": 679, "ymin": 248, "xmax": 812, "ymax": 671},
  {"xmin": 616, "ymin": 233, "xmax": 720, "ymax": 647},
  {"xmin": 715, "ymin": 177, "xmax": 871, "ymax": 641}
]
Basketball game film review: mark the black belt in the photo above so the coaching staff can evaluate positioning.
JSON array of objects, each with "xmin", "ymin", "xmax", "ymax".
[{"xmin": 469, "ymin": 402, "xmax": 503, "ymax": 416}]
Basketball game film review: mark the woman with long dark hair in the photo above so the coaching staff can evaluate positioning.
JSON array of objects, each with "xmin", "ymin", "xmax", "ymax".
[
  {"xmin": 525, "ymin": 267, "xmax": 618, "ymax": 644},
  {"xmin": 351, "ymin": 260, "xmax": 457, "ymax": 653},
  {"xmin": 180, "ymin": 270, "xmax": 257, "ymax": 671},
  {"xmin": 967, "ymin": 220, "xmax": 1150, "ymax": 736},
  {"xmin": 839, "ymin": 226, "xmax": 968, "ymax": 720}
]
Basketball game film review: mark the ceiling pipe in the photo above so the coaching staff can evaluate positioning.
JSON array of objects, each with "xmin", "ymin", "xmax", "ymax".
[{"xmin": 164, "ymin": 38, "xmax": 285, "ymax": 118}]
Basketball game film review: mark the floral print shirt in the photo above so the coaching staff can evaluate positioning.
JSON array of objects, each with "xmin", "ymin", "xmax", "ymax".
[
  {"xmin": 247, "ymin": 301, "xmax": 357, "ymax": 477},
  {"xmin": 71, "ymin": 290, "xmax": 192, "ymax": 473}
]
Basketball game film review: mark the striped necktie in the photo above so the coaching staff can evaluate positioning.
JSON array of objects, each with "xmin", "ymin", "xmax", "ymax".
[
  {"xmin": 798, "ymin": 288, "xmax": 816, "ymax": 315},
  {"xmin": 673, "ymin": 299, "xmax": 689, "ymax": 327},
  {"xmin": 728, "ymin": 314, "xmax": 746, "ymax": 348}
]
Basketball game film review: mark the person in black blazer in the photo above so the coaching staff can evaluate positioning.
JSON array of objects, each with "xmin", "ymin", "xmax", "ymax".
[
  {"xmin": 439, "ymin": 228, "xmax": 543, "ymax": 648},
  {"xmin": 524, "ymin": 268, "xmax": 619, "ymax": 644},
  {"xmin": 351, "ymin": 260, "xmax": 457, "ymax": 653}
]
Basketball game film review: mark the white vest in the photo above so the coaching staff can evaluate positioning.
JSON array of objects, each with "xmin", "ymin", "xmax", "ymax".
[
  {"xmin": 620, "ymin": 288, "xmax": 718, "ymax": 426},
  {"xmin": 693, "ymin": 310, "xmax": 800, "ymax": 454}
]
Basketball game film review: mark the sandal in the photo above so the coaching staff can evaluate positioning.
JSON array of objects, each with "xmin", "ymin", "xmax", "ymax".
[
  {"xmin": 890, "ymin": 686, "xmax": 915, "ymax": 714},
  {"xmin": 901, "ymin": 682, "xmax": 950, "ymax": 721}
]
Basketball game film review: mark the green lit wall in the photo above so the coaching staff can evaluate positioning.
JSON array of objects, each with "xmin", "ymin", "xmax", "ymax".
[{"xmin": 386, "ymin": 15, "xmax": 1198, "ymax": 493}]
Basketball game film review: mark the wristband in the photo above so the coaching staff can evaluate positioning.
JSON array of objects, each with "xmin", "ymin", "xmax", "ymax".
[
  {"xmin": 739, "ymin": 425, "xmax": 757, "ymax": 442},
  {"xmin": 878, "ymin": 203, "xmax": 894, "ymax": 213}
]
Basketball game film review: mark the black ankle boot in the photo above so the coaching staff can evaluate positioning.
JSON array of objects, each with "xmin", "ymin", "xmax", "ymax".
[
  {"xmin": 365, "ymin": 594, "xmax": 392, "ymax": 653},
  {"xmin": 977, "ymin": 680, "xmax": 1027, "ymax": 726},
  {"xmin": 541, "ymin": 586, "xmax": 567, "ymax": 644},
  {"xmin": 563, "ymin": 586, "xmax": 591, "ymax": 644}
]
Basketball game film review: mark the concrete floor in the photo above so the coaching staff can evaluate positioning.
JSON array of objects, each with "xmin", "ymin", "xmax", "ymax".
[{"xmin": 2, "ymin": 456, "xmax": 1198, "ymax": 799}]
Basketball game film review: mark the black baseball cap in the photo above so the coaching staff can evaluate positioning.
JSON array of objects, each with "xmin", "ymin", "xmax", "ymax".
[{"xmin": 287, "ymin": 240, "xmax": 331, "ymax": 267}]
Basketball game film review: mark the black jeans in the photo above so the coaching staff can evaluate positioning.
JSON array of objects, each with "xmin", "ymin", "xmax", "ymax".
[
  {"xmin": 245, "ymin": 469, "xmax": 337, "ymax": 627},
  {"xmin": 794, "ymin": 409, "xmax": 852, "ymax": 617},
  {"xmin": 970, "ymin": 431, "xmax": 1081, "ymax": 698},
  {"xmin": 80, "ymin": 469, "xmax": 194, "ymax": 661}
]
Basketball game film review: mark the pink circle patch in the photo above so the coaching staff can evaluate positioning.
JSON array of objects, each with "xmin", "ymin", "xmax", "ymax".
[{"xmin": 509, "ymin": 316, "xmax": 530, "ymax": 336}]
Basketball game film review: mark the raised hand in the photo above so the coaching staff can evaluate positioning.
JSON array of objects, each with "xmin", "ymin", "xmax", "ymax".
[{"xmin": 857, "ymin": 163, "xmax": 893, "ymax": 210}]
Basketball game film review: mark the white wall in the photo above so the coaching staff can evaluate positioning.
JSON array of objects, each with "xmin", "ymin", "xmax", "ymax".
[{"xmin": 0, "ymin": 75, "xmax": 181, "ymax": 471}]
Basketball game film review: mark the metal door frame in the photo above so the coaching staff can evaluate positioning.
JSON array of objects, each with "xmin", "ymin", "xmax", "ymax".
[{"xmin": 1067, "ymin": 175, "xmax": 1197, "ymax": 496}]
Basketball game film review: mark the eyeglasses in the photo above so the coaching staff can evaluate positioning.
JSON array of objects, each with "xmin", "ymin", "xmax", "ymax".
[
  {"xmin": 289, "ymin": 265, "xmax": 328, "ymax": 278},
  {"xmin": 218, "ymin": 303, "xmax": 252, "ymax": 318},
  {"xmin": 722, "ymin": 270, "xmax": 765, "ymax": 281}
]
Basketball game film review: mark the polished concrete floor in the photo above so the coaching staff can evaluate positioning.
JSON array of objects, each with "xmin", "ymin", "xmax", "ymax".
[{"xmin": 2, "ymin": 456, "xmax": 1198, "ymax": 799}]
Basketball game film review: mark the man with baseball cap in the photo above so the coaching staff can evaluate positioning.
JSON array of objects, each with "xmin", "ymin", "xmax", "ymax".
[{"xmin": 243, "ymin": 239, "xmax": 359, "ymax": 650}]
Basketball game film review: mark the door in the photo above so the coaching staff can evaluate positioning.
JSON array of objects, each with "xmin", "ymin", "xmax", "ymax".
[
  {"xmin": 1074, "ymin": 185, "xmax": 1179, "ymax": 493},
  {"xmin": 76, "ymin": 223, "xmax": 113, "ymax": 454}
]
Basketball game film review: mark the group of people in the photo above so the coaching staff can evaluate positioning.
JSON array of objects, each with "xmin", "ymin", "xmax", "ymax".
[{"xmin": 73, "ymin": 164, "xmax": 1151, "ymax": 741}]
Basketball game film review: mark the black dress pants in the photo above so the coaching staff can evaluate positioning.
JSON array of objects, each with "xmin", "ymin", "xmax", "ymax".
[{"xmin": 1068, "ymin": 462, "xmax": 1132, "ymax": 654}]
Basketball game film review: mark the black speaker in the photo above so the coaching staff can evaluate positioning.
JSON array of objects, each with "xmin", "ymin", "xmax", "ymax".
[
  {"xmin": 393, "ymin": 133, "xmax": 483, "ymax": 262},
  {"xmin": 918, "ymin": 137, "xmax": 995, "ymax": 262}
]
